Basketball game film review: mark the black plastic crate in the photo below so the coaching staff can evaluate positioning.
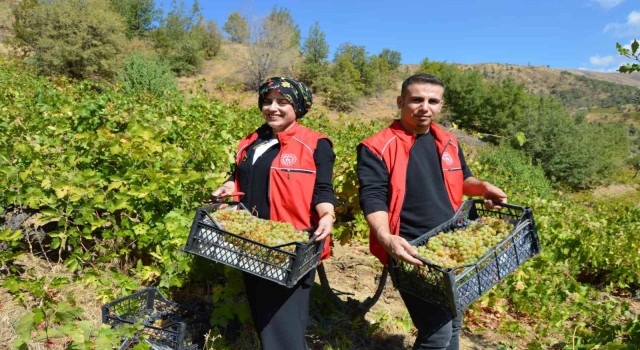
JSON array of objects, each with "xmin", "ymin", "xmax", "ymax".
[
  {"xmin": 183, "ymin": 203, "xmax": 324, "ymax": 288},
  {"xmin": 102, "ymin": 288, "xmax": 211, "ymax": 350},
  {"xmin": 388, "ymin": 199, "xmax": 540, "ymax": 315}
]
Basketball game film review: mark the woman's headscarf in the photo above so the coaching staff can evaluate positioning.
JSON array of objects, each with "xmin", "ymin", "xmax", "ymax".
[{"xmin": 258, "ymin": 77, "xmax": 313, "ymax": 119}]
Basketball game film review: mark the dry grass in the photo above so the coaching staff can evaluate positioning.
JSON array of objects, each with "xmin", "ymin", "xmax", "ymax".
[
  {"xmin": 0, "ymin": 253, "xmax": 104, "ymax": 350},
  {"xmin": 461, "ymin": 63, "xmax": 640, "ymax": 91}
]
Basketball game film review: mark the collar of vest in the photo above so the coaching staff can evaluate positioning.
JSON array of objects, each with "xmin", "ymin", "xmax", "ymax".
[
  {"xmin": 390, "ymin": 119, "xmax": 450, "ymax": 144},
  {"xmin": 270, "ymin": 121, "xmax": 301, "ymax": 143}
]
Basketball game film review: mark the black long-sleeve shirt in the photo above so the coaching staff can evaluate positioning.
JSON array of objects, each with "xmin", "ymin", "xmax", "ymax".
[
  {"xmin": 357, "ymin": 131, "xmax": 473, "ymax": 240},
  {"xmin": 230, "ymin": 127, "xmax": 336, "ymax": 220}
]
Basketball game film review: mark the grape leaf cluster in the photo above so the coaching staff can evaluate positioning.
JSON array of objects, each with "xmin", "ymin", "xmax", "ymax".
[
  {"xmin": 212, "ymin": 208, "xmax": 310, "ymax": 252},
  {"xmin": 416, "ymin": 217, "xmax": 514, "ymax": 269}
]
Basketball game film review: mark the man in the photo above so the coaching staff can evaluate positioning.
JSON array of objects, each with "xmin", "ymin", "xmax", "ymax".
[{"xmin": 357, "ymin": 73, "xmax": 507, "ymax": 350}]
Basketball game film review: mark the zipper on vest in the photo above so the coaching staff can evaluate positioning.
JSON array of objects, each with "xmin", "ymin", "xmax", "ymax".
[
  {"xmin": 445, "ymin": 167, "xmax": 462, "ymax": 171},
  {"xmin": 440, "ymin": 139, "xmax": 452, "ymax": 158},
  {"xmin": 275, "ymin": 168, "xmax": 315, "ymax": 179}
]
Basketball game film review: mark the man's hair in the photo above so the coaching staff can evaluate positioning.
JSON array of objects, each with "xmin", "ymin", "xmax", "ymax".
[{"xmin": 400, "ymin": 73, "xmax": 445, "ymax": 97}]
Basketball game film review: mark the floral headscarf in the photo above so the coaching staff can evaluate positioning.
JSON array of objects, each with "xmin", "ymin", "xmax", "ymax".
[{"xmin": 258, "ymin": 77, "xmax": 313, "ymax": 119}]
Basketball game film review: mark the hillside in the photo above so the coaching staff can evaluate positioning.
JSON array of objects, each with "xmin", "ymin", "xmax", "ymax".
[
  {"xmin": 177, "ymin": 44, "xmax": 640, "ymax": 117},
  {"xmin": 460, "ymin": 63, "xmax": 640, "ymax": 110},
  {"xmin": 462, "ymin": 63, "xmax": 640, "ymax": 89}
]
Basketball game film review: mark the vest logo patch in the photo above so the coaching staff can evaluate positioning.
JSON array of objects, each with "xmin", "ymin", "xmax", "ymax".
[
  {"xmin": 442, "ymin": 151, "xmax": 453, "ymax": 165},
  {"xmin": 280, "ymin": 153, "xmax": 297, "ymax": 166}
]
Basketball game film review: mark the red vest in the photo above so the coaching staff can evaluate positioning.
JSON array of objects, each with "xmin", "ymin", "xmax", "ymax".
[
  {"xmin": 235, "ymin": 122, "xmax": 332, "ymax": 260},
  {"xmin": 360, "ymin": 120, "xmax": 464, "ymax": 264}
]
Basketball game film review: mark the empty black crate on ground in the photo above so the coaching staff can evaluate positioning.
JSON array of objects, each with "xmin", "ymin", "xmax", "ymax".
[
  {"xmin": 102, "ymin": 288, "xmax": 210, "ymax": 350},
  {"xmin": 388, "ymin": 199, "xmax": 540, "ymax": 315},
  {"xmin": 183, "ymin": 204, "xmax": 324, "ymax": 288}
]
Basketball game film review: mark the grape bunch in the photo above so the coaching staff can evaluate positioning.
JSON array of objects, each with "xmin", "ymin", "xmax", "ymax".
[
  {"xmin": 212, "ymin": 208, "xmax": 310, "ymax": 252},
  {"xmin": 416, "ymin": 217, "xmax": 513, "ymax": 269}
]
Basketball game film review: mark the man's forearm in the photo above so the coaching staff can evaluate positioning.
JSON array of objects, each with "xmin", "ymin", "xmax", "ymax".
[
  {"xmin": 365, "ymin": 211, "xmax": 391, "ymax": 243},
  {"xmin": 463, "ymin": 176, "xmax": 507, "ymax": 203},
  {"xmin": 462, "ymin": 176, "xmax": 486, "ymax": 196}
]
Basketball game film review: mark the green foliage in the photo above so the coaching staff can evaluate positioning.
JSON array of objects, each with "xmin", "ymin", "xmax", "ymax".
[
  {"xmin": 120, "ymin": 53, "xmax": 178, "ymax": 97},
  {"xmin": 302, "ymin": 22, "xmax": 329, "ymax": 64},
  {"xmin": 2, "ymin": 58, "xmax": 640, "ymax": 349},
  {"xmin": 320, "ymin": 43, "xmax": 399, "ymax": 109},
  {"xmin": 108, "ymin": 0, "xmax": 159, "ymax": 38},
  {"xmin": 418, "ymin": 58, "xmax": 632, "ymax": 190},
  {"xmin": 484, "ymin": 197, "xmax": 640, "ymax": 348},
  {"xmin": 5, "ymin": 272, "xmax": 133, "ymax": 349},
  {"xmin": 617, "ymin": 39, "xmax": 640, "ymax": 73},
  {"xmin": 517, "ymin": 98, "xmax": 630, "ymax": 189},
  {"xmin": 552, "ymin": 72, "xmax": 640, "ymax": 109},
  {"xmin": 11, "ymin": 0, "xmax": 128, "ymax": 80},
  {"xmin": 321, "ymin": 59, "xmax": 363, "ymax": 112},
  {"xmin": 470, "ymin": 143, "xmax": 554, "ymax": 202},
  {"xmin": 222, "ymin": 12, "xmax": 249, "ymax": 44},
  {"xmin": 379, "ymin": 49, "xmax": 402, "ymax": 71},
  {"xmin": 150, "ymin": 0, "xmax": 220, "ymax": 76},
  {"xmin": 299, "ymin": 22, "xmax": 330, "ymax": 86},
  {"xmin": 195, "ymin": 19, "xmax": 223, "ymax": 59}
]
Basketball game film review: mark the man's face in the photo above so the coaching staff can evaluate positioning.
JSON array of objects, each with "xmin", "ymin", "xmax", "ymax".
[{"xmin": 397, "ymin": 83, "xmax": 444, "ymax": 134}]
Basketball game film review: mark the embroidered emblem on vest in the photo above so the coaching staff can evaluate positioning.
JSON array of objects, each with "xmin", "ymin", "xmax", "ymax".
[
  {"xmin": 442, "ymin": 151, "xmax": 453, "ymax": 165},
  {"xmin": 281, "ymin": 153, "xmax": 297, "ymax": 166}
]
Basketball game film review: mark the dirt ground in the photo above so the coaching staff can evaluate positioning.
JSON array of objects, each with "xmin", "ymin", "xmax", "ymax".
[{"xmin": 319, "ymin": 242, "xmax": 513, "ymax": 350}]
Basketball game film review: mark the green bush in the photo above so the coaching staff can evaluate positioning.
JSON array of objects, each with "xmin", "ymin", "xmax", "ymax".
[
  {"xmin": 120, "ymin": 53, "xmax": 177, "ymax": 96},
  {"xmin": 11, "ymin": 0, "xmax": 127, "ymax": 80},
  {"xmin": 471, "ymin": 143, "xmax": 554, "ymax": 202}
]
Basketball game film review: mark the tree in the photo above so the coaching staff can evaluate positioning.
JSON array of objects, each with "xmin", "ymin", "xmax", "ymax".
[
  {"xmin": 299, "ymin": 22, "xmax": 329, "ymax": 86},
  {"xmin": 379, "ymin": 48, "xmax": 402, "ymax": 70},
  {"xmin": 322, "ymin": 54, "xmax": 363, "ymax": 111},
  {"xmin": 243, "ymin": 9, "xmax": 299, "ymax": 88},
  {"xmin": 108, "ymin": 0, "xmax": 159, "ymax": 38},
  {"xmin": 302, "ymin": 22, "xmax": 328, "ymax": 63},
  {"xmin": 265, "ymin": 7, "xmax": 300, "ymax": 49},
  {"xmin": 223, "ymin": 12, "xmax": 249, "ymax": 44},
  {"xmin": 617, "ymin": 39, "xmax": 640, "ymax": 73},
  {"xmin": 151, "ymin": 0, "xmax": 215, "ymax": 76},
  {"xmin": 11, "ymin": 0, "xmax": 127, "ymax": 79},
  {"xmin": 193, "ymin": 19, "xmax": 222, "ymax": 59}
]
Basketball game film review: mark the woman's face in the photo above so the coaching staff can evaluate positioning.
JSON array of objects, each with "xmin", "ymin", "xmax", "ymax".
[{"xmin": 261, "ymin": 89, "xmax": 297, "ymax": 134}]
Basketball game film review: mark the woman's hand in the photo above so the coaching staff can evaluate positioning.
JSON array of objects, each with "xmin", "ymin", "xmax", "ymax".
[
  {"xmin": 212, "ymin": 181, "xmax": 236, "ymax": 199},
  {"xmin": 314, "ymin": 203, "xmax": 335, "ymax": 241},
  {"xmin": 314, "ymin": 211, "xmax": 334, "ymax": 241}
]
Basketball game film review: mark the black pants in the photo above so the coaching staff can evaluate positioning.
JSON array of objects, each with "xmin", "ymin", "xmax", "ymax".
[
  {"xmin": 399, "ymin": 290, "xmax": 463, "ymax": 350},
  {"xmin": 243, "ymin": 269, "xmax": 316, "ymax": 350}
]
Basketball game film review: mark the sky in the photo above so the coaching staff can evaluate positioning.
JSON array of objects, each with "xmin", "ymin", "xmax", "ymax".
[{"xmin": 184, "ymin": 0, "xmax": 640, "ymax": 72}]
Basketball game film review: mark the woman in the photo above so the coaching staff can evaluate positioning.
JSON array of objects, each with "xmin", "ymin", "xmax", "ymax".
[{"xmin": 212, "ymin": 77, "xmax": 336, "ymax": 349}]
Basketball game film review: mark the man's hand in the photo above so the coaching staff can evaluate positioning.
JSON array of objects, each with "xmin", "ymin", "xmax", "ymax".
[
  {"xmin": 379, "ymin": 234, "xmax": 424, "ymax": 266},
  {"xmin": 463, "ymin": 177, "xmax": 507, "ymax": 209},
  {"xmin": 481, "ymin": 182, "xmax": 507, "ymax": 209},
  {"xmin": 365, "ymin": 211, "xmax": 423, "ymax": 266}
]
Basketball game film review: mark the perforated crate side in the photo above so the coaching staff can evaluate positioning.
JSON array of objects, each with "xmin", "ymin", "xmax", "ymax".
[
  {"xmin": 102, "ymin": 288, "xmax": 209, "ymax": 350},
  {"xmin": 184, "ymin": 207, "xmax": 324, "ymax": 288},
  {"xmin": 389, "ymin": 200, "xmax": 540, "ymax": 315}
]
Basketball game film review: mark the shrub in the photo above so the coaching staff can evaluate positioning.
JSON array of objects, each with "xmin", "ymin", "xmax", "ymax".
[
  {"xmin": 472, "ymin": 143, "xmax": 554, "ymax": 202},
  {"xmin": 120, "ymin": 53, "xmax": 178, "ymax": 96},
  {"xmin": 11, "ymin": 0, "xmax": 127, "ymax": 80}
]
